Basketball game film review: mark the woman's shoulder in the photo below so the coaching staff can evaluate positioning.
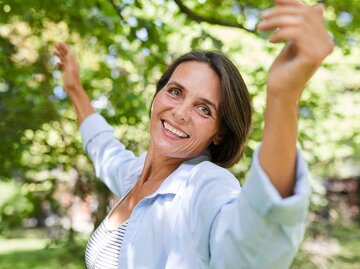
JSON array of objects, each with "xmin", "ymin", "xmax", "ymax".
[
  {"xmin": 186, "ymin": 160, "xmax": 241, "ymax": 197},
  {"xmin": 191, "ymin": 160, "xmax": 238, "ymax": 180},
  {"xmin": 179, "ymin": 160, "xmax": 242, "ymax": 226}
]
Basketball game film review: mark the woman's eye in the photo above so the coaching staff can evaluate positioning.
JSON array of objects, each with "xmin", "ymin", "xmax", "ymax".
[
  {"xmin": 170, "ymin": 88, "xmax": 181, "ymax": 97},
  {"xmin": 198, "ymin": 106, "xmax": 211, "ymax": 116}
]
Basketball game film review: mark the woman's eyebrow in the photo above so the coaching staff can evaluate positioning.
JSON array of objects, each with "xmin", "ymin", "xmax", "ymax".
[
  {"xmin": 198, "ymin": 98, "xmax": 218, "ymax": 114},
  {"xmin": 168, "ymin": 81, "xmax": 185, "ymax": 89},
  {"xmin": 168, "ymin": 80, "xmax": 218, "ymax": 114}
]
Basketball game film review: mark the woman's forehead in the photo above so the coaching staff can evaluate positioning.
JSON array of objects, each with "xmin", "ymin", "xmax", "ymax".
[{"xmin": 169, "ymin": 61, "xmax": 221, "ymax": 101}]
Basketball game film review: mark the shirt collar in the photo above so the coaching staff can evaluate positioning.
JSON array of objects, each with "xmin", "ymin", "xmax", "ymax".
[{"xmin": 140, "ymin": 152, "xmax": 211, "ymax": 197}]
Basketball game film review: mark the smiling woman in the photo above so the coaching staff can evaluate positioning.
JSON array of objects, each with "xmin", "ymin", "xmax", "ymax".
[
  {"xmin": 150, "ymin": 59, "xmax": 251, "ymax": 165},
  {"xmin": 153, "ymin": 52, "xmax": 252, "ymax": 167},
  {"xmin": 54, "ymin": 1, "xmax": 333, "ymax": 268}
]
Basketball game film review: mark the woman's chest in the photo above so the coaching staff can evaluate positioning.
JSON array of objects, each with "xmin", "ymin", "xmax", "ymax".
[
  {"xmin": 116, "ymin": 190, "xmax": 211, "ymax": 269},
  {"xmin": 107, "ymin": 180, "xmax": 165, "ymax": 227}
]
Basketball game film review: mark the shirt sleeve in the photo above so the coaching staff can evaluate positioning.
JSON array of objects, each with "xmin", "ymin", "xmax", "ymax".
[
  {"xmin": 80, "ymin": 113, "xmax": 142, "ymax": 198},
  {"xmin": 209, "ymin": 145, "xmax": 311, "ymax": 269}
]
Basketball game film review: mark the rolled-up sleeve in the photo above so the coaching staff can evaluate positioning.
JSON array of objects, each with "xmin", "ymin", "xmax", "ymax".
[
  {"xmin": 80, "ymin": 113, "xmax": 141, "ymax": 198},
  {"xmin": 209, "ymin": 145, "xmax": 310, "ymax": 269}
]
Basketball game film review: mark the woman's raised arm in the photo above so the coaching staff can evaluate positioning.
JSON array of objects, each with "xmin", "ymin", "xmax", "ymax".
[
  {"xmin": 257, "ymin": 0, "xmax": 333, "ymax": 197},
  {"xmin": 55, "ymin": 43, "xmax": 139, "ymax": 198},
  {"xmin": 54, "ymin": 43, "xmax": 94, "ymax": 123}
]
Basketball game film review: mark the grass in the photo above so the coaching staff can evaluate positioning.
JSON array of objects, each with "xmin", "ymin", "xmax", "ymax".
[
  {"xmin": 291, "ymin": 223, "xmax": 360, "ymax": 269},
  {"xmin": 0, "ymin": 223, "xmax": 359, "ymax": 268},
  {"xmin": 0, "ymin": 247, "xmax": 85, "ymax": 269},
  {"xmin": 0, "ymin": 238, "xmax": 47, "ymax": 255},
  {"xmin": 0, "ymin": 229, "xmax": 86, "ymax": 269}
]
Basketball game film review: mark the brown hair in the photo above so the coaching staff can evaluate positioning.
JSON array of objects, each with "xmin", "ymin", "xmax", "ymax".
[{"xmin": 152, "ymin": 51, "xmax": 252, "ymax": 168}]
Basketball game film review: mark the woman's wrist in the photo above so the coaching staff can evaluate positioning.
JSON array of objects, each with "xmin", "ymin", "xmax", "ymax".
[
  {"xmin": 265, "ymin": 92, "xmax": 300, "ymax": 111},
  {"xmin": 65, "ymin": 82, "xmax": 84, "ymax": 96},
  {"xmin": 66, "ymin": 85, "xmax": 95, "ymax": 123},
  {"xmin": 74, "ymin": 97, "xmax": 95, "ymax": 124}
]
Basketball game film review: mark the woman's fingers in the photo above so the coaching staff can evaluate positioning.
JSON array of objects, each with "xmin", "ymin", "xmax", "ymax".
[
  {"xmin": 55, "ymin": 43, "xmax": 68, "ymax": 55},
  {"xmin": 258, "ymin": 3, "xmax": 327, "ymax": 46},
  {"xmin": 53, "ymin": 49, "xmax": 65, "ymax": 70},
  {"xmin": 54, "ymin": 44, "xmax": 63, "ymax": 57},
  {"xmin": 261, "ymin": 6, "xmax": 299, "ymax": 19},
  {"xmin": 273, "ymin": 0, "xmax": 302, "ymax": 5},
  {"xmin": 257, "ymin": 15, "xmax": 301, "ymax": 31},
  {"xmin": 268, "ymin": 27, "xmax": 297, "ymax": 43},
  {"xmin": 314, "ymin": 3, "xmax": 325, "ymax": 15},
  {"xmin": 54, "ymin": 50, "xmax": 63, "ymax": 60},
  {"xmin": 53, "ymin": 43, "xmax": 82, "ymax": 93},
  {"xmin": 259, "ymin": 1, "xmax": 326, "ymax": 31},
  {"xmin": 258, "ymin": 4, "xmax": 317, "ymax": 31},
  {"xmin": 54, "ymin": 43, "xmax": 77, "ymax": 69},
  {"xmin": 271, "ymin": 3, "xmax": 324, "ymax": 17}
]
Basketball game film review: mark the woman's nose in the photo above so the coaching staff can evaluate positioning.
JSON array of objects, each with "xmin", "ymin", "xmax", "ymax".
[{"xmin": 172, "ymin": 104, "xmax": 190, "ymax": 123}]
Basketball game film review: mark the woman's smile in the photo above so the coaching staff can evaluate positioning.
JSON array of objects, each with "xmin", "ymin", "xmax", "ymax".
[{"xmin": 162, "ymin": 120, "xmax": 190, "ymax": 139}]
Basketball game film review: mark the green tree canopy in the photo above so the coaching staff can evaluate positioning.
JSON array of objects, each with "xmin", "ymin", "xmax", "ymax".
[{"xmin": 1, "ymin": 0, "xmax": 359, "ymax": 231}]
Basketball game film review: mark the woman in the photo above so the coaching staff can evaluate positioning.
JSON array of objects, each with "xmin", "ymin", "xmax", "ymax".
[{"xmin": 55, "ymin": 0, "xmax": 333, "ymax": 268}]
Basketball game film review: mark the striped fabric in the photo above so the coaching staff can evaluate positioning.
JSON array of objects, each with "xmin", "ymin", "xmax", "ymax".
[{"xmin": 85, "ymin": 218, "xmax": 129, "ymax": 269}]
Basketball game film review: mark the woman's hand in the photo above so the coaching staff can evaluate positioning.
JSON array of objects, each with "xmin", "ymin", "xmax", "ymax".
[
  {"xmin": 257, "ymin": 0, "xmax": 333, "ymax": 198},
  {"xmin": 54, "ymin": 43, "xmax": 82, "ymax": 94},
  {"xmin": 258, "ymin": 0, "xmax": 334, "ymax": 103},
  {"xmin": 54, "ymin": 43, "xmax": 94, "ymax": 123}
]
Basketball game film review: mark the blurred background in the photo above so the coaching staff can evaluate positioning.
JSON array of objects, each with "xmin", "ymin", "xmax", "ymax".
[{"xmin": 0, "ymin": 0, "xmax": 359, "ymax": 268}]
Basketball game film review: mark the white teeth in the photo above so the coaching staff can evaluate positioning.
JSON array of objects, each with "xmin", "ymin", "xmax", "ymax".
[{"xmin": 163, "ymin": 121, "xmax": 188, "ymax": 138}]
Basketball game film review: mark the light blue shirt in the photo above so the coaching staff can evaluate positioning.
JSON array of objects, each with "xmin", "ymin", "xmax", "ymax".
[{"xmin": 80, "ymin": 113, "xmax": 310, "ymax": 269}]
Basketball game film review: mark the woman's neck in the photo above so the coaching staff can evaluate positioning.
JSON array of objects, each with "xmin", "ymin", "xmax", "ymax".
[{"xmin": 138, "ymin": 143, "xmax": 184, "ymax": 186}]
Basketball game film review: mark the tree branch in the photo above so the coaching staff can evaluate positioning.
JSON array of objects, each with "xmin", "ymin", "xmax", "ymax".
[
  {"xmin": 107, "ymin": 0, "xmax": 125, "ymax": 22},
  {"xmin": 173, "ymin": 0, "xmax": 256, "ymax": 33}
]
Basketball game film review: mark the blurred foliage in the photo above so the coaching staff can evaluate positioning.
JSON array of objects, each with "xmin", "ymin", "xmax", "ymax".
[{"xmin": 0, "ymin": 0, "xmax": 359, "ymax": 237}]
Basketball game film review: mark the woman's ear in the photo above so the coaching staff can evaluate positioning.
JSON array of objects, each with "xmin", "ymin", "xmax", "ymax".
[{"xmin": 213, "ymin": 134, "xmax": 222, "ymax": 145}]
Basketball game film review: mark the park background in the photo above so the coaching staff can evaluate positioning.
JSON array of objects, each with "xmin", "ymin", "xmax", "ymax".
[{"xmin": 0, "ymin": 0, "xmax": 359, "ymax": 268}]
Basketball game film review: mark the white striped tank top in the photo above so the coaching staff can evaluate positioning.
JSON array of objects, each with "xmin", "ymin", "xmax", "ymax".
[{"xmin": 85, "ymin": 218, "xmax": 129, "ymax": 269}]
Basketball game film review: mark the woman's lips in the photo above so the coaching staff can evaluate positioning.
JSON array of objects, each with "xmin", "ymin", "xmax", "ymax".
[{"xmin": 161, "ymin": 120, "xmax": 189, "ymax": 138}]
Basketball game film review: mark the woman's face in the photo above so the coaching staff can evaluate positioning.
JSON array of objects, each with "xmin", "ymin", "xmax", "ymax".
[{"xmin": 150, "ymin": 61, "xmax": 222, "ymax": 160}]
